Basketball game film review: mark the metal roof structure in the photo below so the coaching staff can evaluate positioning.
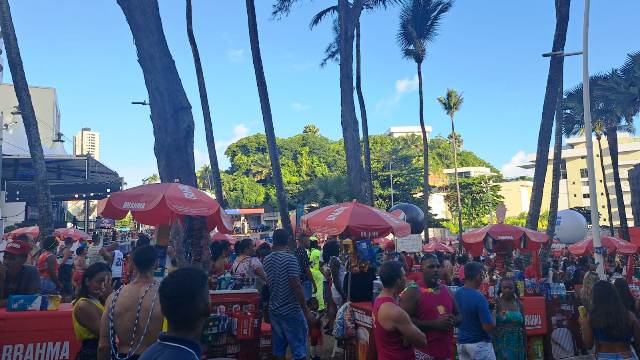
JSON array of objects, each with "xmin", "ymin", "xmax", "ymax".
[{"xmin": 2, "ymin": 154, "xmax": 122, "ymax": 203}]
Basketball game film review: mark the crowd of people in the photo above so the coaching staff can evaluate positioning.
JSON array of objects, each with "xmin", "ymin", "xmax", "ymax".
[{"xmin": 4, "ymin": 226, "xmax": 640, "ymax": 360}]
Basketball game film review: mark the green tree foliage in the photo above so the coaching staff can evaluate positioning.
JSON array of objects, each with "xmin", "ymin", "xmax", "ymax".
[
  {"xmin": 116, "ymin": 213, "xmax": 134, "ymax": 229},
  {"xmin": 220, "ymin": 125, "xmax": 497, "ymax": 211},
  {"xmin": 444, "ymin": 176, "xmax": 503, "ymax": 229}
]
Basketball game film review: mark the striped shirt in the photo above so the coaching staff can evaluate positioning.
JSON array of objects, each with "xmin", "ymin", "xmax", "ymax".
[{"xmin": 263, "ymin": 251, "xmax": 301, "ymax": 317}]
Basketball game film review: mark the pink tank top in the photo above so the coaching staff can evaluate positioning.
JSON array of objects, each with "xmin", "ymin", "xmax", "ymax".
[
  {"xmin": 373, "ymin": 296, "xmax": 416, "ymax": 360},
  {"xmin": 415, "ymin": 284, "xmax": 454, "ymax": 358}
]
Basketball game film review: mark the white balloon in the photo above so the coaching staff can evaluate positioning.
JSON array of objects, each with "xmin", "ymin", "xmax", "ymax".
[{"xmin": 554, "ymin": 209, "xmax": 588, "ymax": 244}]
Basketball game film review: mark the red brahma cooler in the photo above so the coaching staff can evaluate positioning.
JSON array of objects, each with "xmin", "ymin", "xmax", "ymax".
[{"xmin": 0, "ymin": 304, "xmax": 80, "ymax": 360}]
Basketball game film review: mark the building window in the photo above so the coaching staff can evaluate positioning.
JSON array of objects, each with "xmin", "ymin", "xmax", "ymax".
[
  {"xmin": 582, "ymin": 193, "xmax": 590, "ymax": 199},
  {"xmin": 560, "ymin": 161, "xmax": 568, "ymax": 180},
  {"xmin": 581, "ymin": 181, "xmax": 589, "ymax": 187},
  {"xmin": 580, "ymin": 168, "xmax": 589, "ymax": 178},
  {"xmin": 574, "ymin": 194, "xmax": 577, "ymax": 198}
]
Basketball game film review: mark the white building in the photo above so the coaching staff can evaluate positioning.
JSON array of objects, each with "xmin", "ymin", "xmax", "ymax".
[
  {"xmin": 74, "ymin": 127, "xmax": 100, "ymax": 160},
  {"xmin": 386, "ymin": 125, "xmax": 431, "ymax": 138},
  {"xmin": 0, "ymin": 84, "xmax": 61, "ymax": 149},
  {"xmin": 443, "ymin": 166, "xmax": 495, "ymax": 179}
]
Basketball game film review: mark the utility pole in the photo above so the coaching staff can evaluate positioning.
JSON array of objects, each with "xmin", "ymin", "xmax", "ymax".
[{"xmin": 581, "ymin": 0, "xmax": 605, "ymax": 279}]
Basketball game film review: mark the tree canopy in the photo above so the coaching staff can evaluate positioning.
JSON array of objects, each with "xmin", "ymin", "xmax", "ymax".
[{"xmin": 213, "ymin": 125, "xmax": 497, "ymax": 211}]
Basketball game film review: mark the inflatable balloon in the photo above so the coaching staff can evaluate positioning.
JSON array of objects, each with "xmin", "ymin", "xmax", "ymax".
[
  {"xmin": 389, "ymin": 203, "xmax": 425, "ymax": 235},
  {"xmin": 554, "ymin": 209, "xmax": 588, "ymax": 244}
]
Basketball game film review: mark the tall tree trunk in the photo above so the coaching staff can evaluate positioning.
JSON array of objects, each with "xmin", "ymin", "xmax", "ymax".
[
  {"xmin": 450, "ymin": 115, "xmax": 463, "ymax": 250},
  {"xmin": 118, "ymin": 0, "xmax": 197, "ymax": 187},
  {"xmin": 186, "ymin": 0, "xmax": 226, "ymax": 207},
  {"xmin": 338, "ymin": 0, "xmax": 367, "ymax": 203},
  {"xmin": 596, "ymin": 134, "xmax": 615, "ymax": 236},
  {"xmin": 417, "ymin": 62, "xmax": 430, "ymax": 241},
  {"xmin": 605, "ymin": 128, "xmax": 630, "ymax": 240},
  {"xmin": 526, "ymin": 0, "xmax": 571, "ymax": 230},
  {"xmin": 547, "ymin": 80, "xmax": 563, "ymax": 239},
  {"xmin": 0, "ymin": 0, "xmax": 54, "ymax": 239},
  {"xmin": 355, "ymin": 19, "xmax": 373, "ymax": 206},
  {"xmin": 245, "ymin": 0, "xmax": 293, "ymax": 247}
]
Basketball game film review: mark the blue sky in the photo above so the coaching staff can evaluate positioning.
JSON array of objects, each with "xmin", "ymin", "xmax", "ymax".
[{"xmin": 5, "ymin": 1, "xmax": 640, "ymax": 186}]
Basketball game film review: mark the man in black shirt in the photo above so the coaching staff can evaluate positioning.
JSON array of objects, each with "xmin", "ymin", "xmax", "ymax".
[
  {"xmin": 0, "ymin": 240, "xmax": 40, "ymax": 307},
  {"xmin": 295, "ymin": 236, "xmax": 317, "ymax": 301}
]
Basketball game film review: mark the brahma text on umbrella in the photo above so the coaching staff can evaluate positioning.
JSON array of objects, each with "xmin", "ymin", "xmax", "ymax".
[
  {"xmin": 178, "ymin": 184, "xmax": 197, "ymax": 200},
  {"xmin": 122, "ymin": 202, "xmax": 146, "ymax": 210},
  {"xmin": 325, "ymin": 206, "xmax": 348, "ymax": 221}
]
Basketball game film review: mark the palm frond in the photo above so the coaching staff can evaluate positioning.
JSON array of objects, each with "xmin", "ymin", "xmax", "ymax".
[
  {"xmin": 309, "ymin": 5, "xmax": 338, "ymax": 29},
  {"xmin": 272, "ymin": 0, "xmax": 302, "ymax": 19},
  {"xmin": 397, "ymin": 0, "xmax": 453, "ymax": 64}
]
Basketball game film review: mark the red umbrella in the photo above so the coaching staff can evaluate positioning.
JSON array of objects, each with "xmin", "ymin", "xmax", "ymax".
[
  {"xmin": 462, "ymin": 223, "xmax": 549, "ymax": 256},
  {"xmin": 6, "ymin": 226, "xmax": 40, "ymax": 240},
  {"xmin": 56, "ymin": 228, "xmax": 91, "ymax": 241},
  {"xmin": 568, "ymin": 236, "xmax": 638, "ymax": 256},
  {"xmin": 300, "ymin": 200, "xmax": 411, "ymax": 240},
  {"xmin": 211, "ymin": 232, "xmax": 237, "ymax": 244},
  {"xmin": 5, "ymin": 226, "xmax": 92, "ymax": 241},
  {"xmin": 422, "ymin": 242, "xmax": 454, "ymax": 253},
  {"xmin": 100, "ymin": 183, "xmax": 233, "ymax": 233}
]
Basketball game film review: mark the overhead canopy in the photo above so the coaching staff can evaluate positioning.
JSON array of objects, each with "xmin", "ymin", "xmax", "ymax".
[{"xmin": 1, "ymin": 155, "xmax": 122, "ymax": 202}]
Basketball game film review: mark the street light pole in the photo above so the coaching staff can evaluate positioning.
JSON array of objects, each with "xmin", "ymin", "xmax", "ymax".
[
  {"xmin": 389, "ymin": 156, "xmax": 394, "ymax": 207},
  {"xmin": 581, "ymin": 0, "xmax": 605, "ymax": 279}
]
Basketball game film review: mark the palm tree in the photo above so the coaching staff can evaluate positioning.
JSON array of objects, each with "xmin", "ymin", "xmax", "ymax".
[
  {"xmin": 186, "ymin": 0, "xmax": 226, "ymax": 207},
  {"xmin": 564, "ymin": 82, "xmax": 616, "ymax": 235},
  {"xmin": 142, "ymin": 173, "xmax": 161, "ymax": 185},
  {"xmin": 245, "ymin": 0, "xmax": 294, "ymax": 246},
  {"xmin": 310, "ymin": 1, "xmax": 401, "ymax": 206},
  {"xmin": 543, "ymin": 83, "xmax": 564, "ymax": 273},
  {"xmin": 117, "ymin": 0, "xmax": 197, "ymax": 187},
  {"xmin": 437, "ymin": 89, "xmax": 464, "ymax": 247},
  {"xmin": 0, "ymin": 0, "xmax": 54, "ymax": 239},
  {"xmin": 275, "ymin": 0, "xmax": 367, "ymax": 203},
  {"xmin": 398, "ymin": 0, "xmax": 453, "ymax": 240},
  {"xmin": 196, "ymin": 165, "xmax": 212, "ymax": 190},
  {"xmin": 526, "ymin": 0, "xmax": 571, "ymax": 230}
]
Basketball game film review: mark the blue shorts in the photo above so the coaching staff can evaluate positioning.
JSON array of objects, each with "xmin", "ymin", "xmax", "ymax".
[
  {"xmin": 270, "ymin": 310, "xmax": 308, "ymax": 359},
  {"xmin": 302, "ymin": 280, "xmax": 313, "ymax": 301}
]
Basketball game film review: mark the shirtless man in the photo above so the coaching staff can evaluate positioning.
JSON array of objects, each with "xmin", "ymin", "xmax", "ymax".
[{"xmin": 98, "ymin": 245, "xmax": 163, "ymax": 360}]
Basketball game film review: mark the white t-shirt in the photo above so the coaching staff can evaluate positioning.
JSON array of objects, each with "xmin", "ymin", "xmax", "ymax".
[{"xmin": 111, "ymin": 250, "xmax": 124, "ymax": 278}]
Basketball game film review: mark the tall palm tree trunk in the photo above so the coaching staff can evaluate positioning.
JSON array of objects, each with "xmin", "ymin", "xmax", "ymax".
[
  {"xmin": 605, "ymin": 127, "xmax": 630, "ymax": 240},
  {"xmin": 355, "ymin": 19, "xmax": 373, "ymax": 206},
  {"xmin": 450, "ymin": 114, "xmax": 463, "ymax": 250},
  {"xmin": 118, "ymin": 0, "xmax": 197, "ymax": 187},
  {"xmin": 547, "ymin": 81, "xmax": 563, "ymax": 239},
  {"xmin": 186, "ymin": 0, "xmax": 226, "ymax": 207},
  {"xmin": 596, "ymin": 134, "xmax": 615, "ymax": 236},
  {"xmin": 417, "ymin": 62, "xmax": 430, "ymax": 241},
  {"xmin": 338, "ymin": 0, "xmax": 367, "ymax": 203},
  {"xmin": 0, "ymin": 0, "xmax": 54, "ymax": 239},
  {"xmin": 246, "ymin": 0, "xmax": 293, "ymax": 246},
  {"xmin": 527, "ymin": 0, "xmax": 571, "ymax": 230}
]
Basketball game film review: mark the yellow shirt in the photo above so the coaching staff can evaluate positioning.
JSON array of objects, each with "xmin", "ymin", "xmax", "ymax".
[{"xmin": 72, "ymin": 297, "xmax": 104, "ymax": 341}]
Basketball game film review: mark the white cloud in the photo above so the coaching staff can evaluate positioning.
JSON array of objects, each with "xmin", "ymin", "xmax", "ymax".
[
  {"xmin": 226, "ymin": 49, "xmax": 244, "ymax": 63},
  {"xmin": 376, "ymin": 74, "xmax": 420, "ymax": 116},
  {"xmin": 291, "ymin": 102, "xmax": 310, "ymax": 112},
  {"xmin": 395, "ymin": 74, "xmax": 419, "ymax": 94},
  {"xmin": 501, "ymin": 151, "xmax": 535, "ymax": 178}
]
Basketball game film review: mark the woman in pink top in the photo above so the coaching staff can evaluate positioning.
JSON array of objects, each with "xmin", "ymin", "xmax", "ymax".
[{"xmin": 374, "ymin": 261, "xmax": 427, "ymax": 360}]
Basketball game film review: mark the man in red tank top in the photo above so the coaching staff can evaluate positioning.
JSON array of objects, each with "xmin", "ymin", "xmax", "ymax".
[
  {"xmin": 373, "ymin": 261, "xmax": 427, "ymax": 360},
  {"xmin": 401, "ymin": 254, "xmax": 461, "ymax": 360}
]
